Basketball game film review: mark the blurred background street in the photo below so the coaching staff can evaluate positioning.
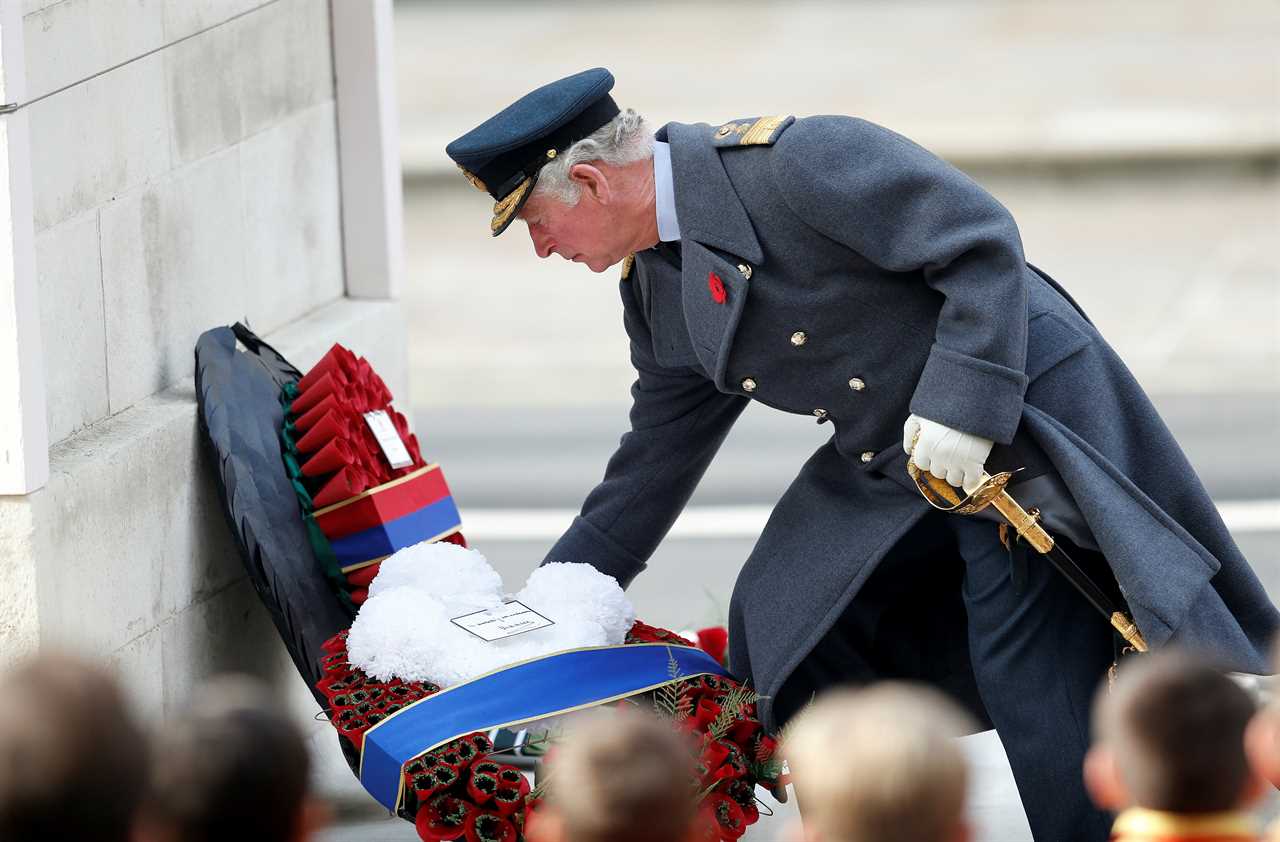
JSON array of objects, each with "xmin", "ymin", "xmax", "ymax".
[{"xmin": 326, "ymin": 1, "xmax": 1279, "ymax": 839}]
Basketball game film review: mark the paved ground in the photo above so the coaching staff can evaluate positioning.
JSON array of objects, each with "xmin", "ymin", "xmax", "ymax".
[{"xmin": 395, "ymin": 0, "xmax": 1280, "ymax": 173}]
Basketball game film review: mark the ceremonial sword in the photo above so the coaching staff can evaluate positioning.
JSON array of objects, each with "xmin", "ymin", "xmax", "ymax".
[{"xmin": 905, "ymin": 460, "xmax": 1149, "ymax": 653}]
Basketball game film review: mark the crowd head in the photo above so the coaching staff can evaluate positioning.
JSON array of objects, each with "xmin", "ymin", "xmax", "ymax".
[
  {"xmin": 784, "ymin": 683, "xmax": 976, "ymax": 842},
  {"xmin": 143, "ymin": 674, "xmax": 325, "ymax": 842},
  {"xmin": 1085, "ymin": 649, "xmax": 1264, "ymax": 816},
  {"xmin": 0, "ymin": 654, "xmax": 149, "ymax": 842},
  {"xmin": 3, "ymin": 644, "xmax": 1279, "ymax": 842},
  {"xmin": 529, "ymin": 709, "xmax": 701, "ymax": 842},
  {"xmin": 0, "ymin": 654, "xmax": 322, "ymax": 842},
  {"xmin": 1246, "ymin": 646, "xmax": 1280, "ymax": 793}
]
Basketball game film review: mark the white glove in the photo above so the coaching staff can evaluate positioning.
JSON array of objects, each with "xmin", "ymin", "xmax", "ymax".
[{"xmin": 902, "ymin": 414, "xmax": 994, "ymax": 494}]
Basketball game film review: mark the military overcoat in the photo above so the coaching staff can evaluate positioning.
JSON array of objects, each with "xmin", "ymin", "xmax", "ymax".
[{"xmin": 543, "ymin": 115, "xmax": 1279, "ymax": 729}]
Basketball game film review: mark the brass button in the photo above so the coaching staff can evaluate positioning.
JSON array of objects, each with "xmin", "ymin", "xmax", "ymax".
[
  {"xmin": 860, "ymin": 451, "xmax": 876, "ymax": 463},
  {"xmin": 716, "ymin": 125, "xmax": 733, "ymax": 138},
  {"xmin": 813, "ymin": 408, "xmax": 829, "ymax": 424},
  {"xmin": 741, "ymin": 377, "xmax": 757, "ymax": 393},
  {"xmin": 790, "ymin": 331, "xmax": 807, "ymax": 347},
  {"xmin": 848, "ymin": 377, "xmax": 866, "ymax": 392},
  {"xmin": 737, "ymin": 263, "xmax": 753, "ymax": 280}
]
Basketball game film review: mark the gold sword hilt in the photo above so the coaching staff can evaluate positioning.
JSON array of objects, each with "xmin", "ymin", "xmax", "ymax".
[
  {"xmin": 905, "ymin": 459, "xmax": 1149, "ymax": 653},
  {"xmin": 906, "ymin": 460, "xmax": 1048, "ymax": 550}
]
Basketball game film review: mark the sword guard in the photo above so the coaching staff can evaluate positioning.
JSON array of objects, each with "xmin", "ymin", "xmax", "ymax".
[{"xmin": 906, "ymin": 463, "xmax": 1016, "ymax": 515}]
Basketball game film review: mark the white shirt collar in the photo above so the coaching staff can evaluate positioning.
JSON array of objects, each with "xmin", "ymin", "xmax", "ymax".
[{"xmin": 652, "ymin": 139, "xmax": 681, "ymax": 242}]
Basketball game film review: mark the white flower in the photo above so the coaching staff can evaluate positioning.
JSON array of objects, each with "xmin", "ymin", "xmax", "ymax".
[
  {"xmin": 518, "ymin": 562, "xmax": 636, "ymax": 642},
  {"xmin": 367, "ymin": 540, "xmax": 503, "ymax": 613},
  {"xmin": 345, "ymin": 544, "xmax": 634, "ymax": 689}
]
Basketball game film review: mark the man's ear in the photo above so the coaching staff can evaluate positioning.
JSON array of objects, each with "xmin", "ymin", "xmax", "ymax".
[
  {"xmin": 568, "ymin": 163, "xmax": 609, "ymax": 204},
  {"xmin": 1083, "ymin": 744, "xmax": 1129, "ymax": 812}
]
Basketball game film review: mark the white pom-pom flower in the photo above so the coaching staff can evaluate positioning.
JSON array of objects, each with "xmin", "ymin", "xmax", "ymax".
[
  {"xmin": 366, "ymin": 540, "xmax": 503, "ymax": 614},
  {"xmin": 519, "ymin": 562, "xmax": 635, "ymax": 642},
  {"xmin": 345, "ymin": 541, "xmax": 635, "ymax": 692}
]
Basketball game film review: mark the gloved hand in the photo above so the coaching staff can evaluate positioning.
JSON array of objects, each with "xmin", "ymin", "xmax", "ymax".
[{"xmin": 902, "ymin": 414, "xmax": 994, "ymax": 494}]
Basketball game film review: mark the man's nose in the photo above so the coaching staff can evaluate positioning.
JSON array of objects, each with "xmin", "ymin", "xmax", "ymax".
[{"xmin": 530, "ymin": 228, "xmax": 555, "ymax": 259}]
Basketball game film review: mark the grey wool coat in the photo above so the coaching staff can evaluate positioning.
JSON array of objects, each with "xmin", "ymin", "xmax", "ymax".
[{"xmin": 542, "ymin": 115, "xmax": 1279, "ymax": 729}]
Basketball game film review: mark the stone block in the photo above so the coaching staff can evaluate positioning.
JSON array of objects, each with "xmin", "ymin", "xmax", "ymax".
[
  {"xmin": 163, "ymin": 12, "xmax": 244, "ymax": 166},
  {"xmin": 36, "ymin": 212, "xmax": 109, "ymax": 444},
  {"xmin": 161, "ymin": 0, "xmax": 267, "ymax": 42},
  {"xmin": 23, "ymin": 0, "xmax": 64, "ymax": 15},
  {"xmin": 103, "ymin": 615, "xmax": 165, "ymax": 720},
  {"xmin": 156, "ymin": 578, "xmax": 286, "ymax": 716},
  {"xmin": 164, "ymin": 0, "xmax": 332, "ymax": 167},
  {"xmin": 23, "ymin": 0, "xmax": 165, "ymax": 102},
  {"xmin": 235, "ymin": 0, "xmax": 333, "ymax": 138},
  {"xmin": 100, "ymin": 146, "xmax": 246, "ymax": 412},
  {"xmin": 241, "ymin": 103, "xmax": 343, "ymax": 334},
  {"xmin": 33, "ymin": 386, "xmax": 241, "ymax": 659},
  {"xmin": 28, "ymin": 50, "xmax": 170, "ymax": 233},
  {"xmin": 111, "ymin": 598, "xmax": 293, "ymax": 729},
  {"xmin": 0, "ymin": 496, "xmax": 39, "ymax": 662}
]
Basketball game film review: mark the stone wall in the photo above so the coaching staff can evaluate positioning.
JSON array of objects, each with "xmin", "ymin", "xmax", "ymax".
[{"xmin": 0, "ymin": 0, "xmax": 407, "ymax": 729}]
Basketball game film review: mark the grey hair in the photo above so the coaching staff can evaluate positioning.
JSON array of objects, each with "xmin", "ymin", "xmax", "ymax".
[{"xmin": 533, "ymin": 108, "xmax": 653, "ymax": 205}]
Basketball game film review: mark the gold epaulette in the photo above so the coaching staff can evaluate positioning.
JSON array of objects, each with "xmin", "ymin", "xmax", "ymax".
[
  {"xmin": 620, "ymin": 253, "xmax": 635, "ymax": 281},
  {"xmin": 712, "ymin": 115, "xmax": 794, "ymax": 147}
]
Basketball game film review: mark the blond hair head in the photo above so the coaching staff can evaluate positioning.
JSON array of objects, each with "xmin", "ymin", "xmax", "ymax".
[
  {"xmin": 784, "ymin": 683, "xmax": 974, "ymax": 842},
  {"xmin": 542, "ymin": 709, "xmax": 697, "ymax": 842}
]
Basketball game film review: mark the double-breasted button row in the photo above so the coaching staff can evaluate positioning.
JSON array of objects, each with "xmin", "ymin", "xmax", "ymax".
[
  {"xmin": 742, "ymin": 332, "xmax": 872, "ymax": 445},
  {"xmin": 786, "ymin": 330, "xmax": 866, "ymax": 389}
]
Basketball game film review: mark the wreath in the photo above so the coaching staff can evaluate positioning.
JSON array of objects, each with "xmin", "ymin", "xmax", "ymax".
[{"xmin": 316, "ymin": 617, "xmax": 782, "ymax": 842}]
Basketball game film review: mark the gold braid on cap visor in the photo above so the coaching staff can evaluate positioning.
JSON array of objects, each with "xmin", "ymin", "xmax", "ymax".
[{"xmin": 490, "ymin": 177, "xmax": 533, "ymax": 235}]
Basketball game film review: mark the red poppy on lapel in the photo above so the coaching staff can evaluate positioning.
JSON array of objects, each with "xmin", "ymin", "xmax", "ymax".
[{"xmin": 708, "ymin": 271, "xmax": 727, "ymax": 304}]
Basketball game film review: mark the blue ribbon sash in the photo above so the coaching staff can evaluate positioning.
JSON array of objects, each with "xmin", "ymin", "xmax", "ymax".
[{"xmin": 358, "ymin": 643, "xmax": 732, "ymax": 811}]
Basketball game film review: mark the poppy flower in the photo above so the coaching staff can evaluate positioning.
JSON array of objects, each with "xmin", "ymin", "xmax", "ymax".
[
  {"xmin": 704, "ymin": 792, "xmax": 747, "ymax": 839},
  {"xmin": 695, "ymin": 626, "xmax": 729, "ymax": 665},
  {"xmin": 465, "ymin": 810, "xmax": 516, "ymax": 842},
  {"xmin": 417, "ymin": 794, "xmax": 475, "ymax": 841},
  {"xmin": 708, "ymin": 272, "xmax": 727, "ymax": 304}
]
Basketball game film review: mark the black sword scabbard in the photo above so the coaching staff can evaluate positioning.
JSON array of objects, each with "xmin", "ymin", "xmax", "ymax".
[{"xmin": 908, "ymin": 463, "xmax": 1148, "ymax": 653}]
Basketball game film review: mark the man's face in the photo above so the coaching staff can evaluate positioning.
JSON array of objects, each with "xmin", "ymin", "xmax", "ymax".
[{"xmin": 518, "ymin": 185, "xmax": 624, "ymax": 274}]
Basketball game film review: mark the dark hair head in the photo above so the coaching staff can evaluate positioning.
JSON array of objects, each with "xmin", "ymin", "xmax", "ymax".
[
  {"xmin": 1095, "ymin": 650, "xmax": 1257, "ymax": 813},
  {"xmin": 147, "ymin": 675, "xmax": 310, "ymax": 842},
  {"xmin": 0, "ymin": 653, "xmax": 149, "ymax": 842}
]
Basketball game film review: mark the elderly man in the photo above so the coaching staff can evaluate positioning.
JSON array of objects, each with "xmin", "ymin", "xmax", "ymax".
[{"xmin": 445, "ymin": 68, "xmax": 1277, "ymax": 840}]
